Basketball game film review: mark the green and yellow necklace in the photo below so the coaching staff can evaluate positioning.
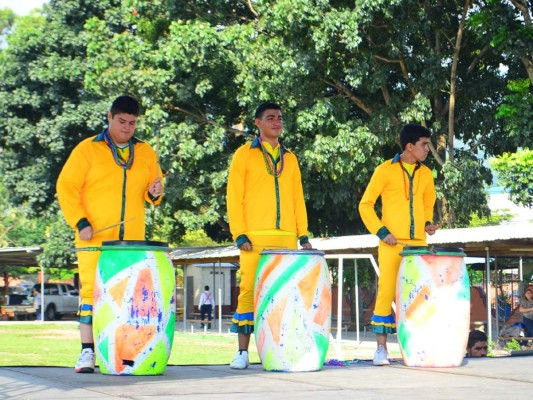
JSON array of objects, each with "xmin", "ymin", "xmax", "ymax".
[
  {"xmin": 104, "ymin": 129, "xmax": 134, "ymax": 170},
  {"xmin": 259, "ymin": 137, "xmax": 284, "ymax": 177}
]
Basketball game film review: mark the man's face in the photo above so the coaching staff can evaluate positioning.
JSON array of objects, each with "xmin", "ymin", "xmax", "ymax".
[
  {"xmin": 407, "ymin": 137, "xmax": 431, "ymax": 162},
  {"xmin": 255, "ymin": 109, "xmax": 283, "ymax": 142},
  {"xmin": 469, "ymin": 341, "xmax": 488, "ymax": 357},
  {"xmin": 107, "ymin": 112, "xmax": 138, "ymax": 146}
]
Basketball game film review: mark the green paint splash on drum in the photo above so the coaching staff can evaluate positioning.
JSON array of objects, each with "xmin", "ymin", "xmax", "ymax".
[
  {"xmin": 458, "ymin": 273, "xmax": 471, "ymax": 301},
  {"xmin": 136, "ymin": 340, "xmax": 167, "ymax": 375},
  {"xmin": 165, "ymin": 313, "xmax": 176, "ymax": 345},
  {"xmin": 397, "ymin": 323, "xmax": 412, "ymax": 358},
  {"xmin": 263, "ymin": 348, "xmax": 277, "ymax": 370},
  {"xmin": 256, "ymin": 255, "xmax": 309, "ymax": 322},
  {"xmin": 256, "ymin": 255, "xmax": 269, "ymax": 276},
  {"xmin": 400, "ymin": 256, "xmax": 420, "ymax": 304},
  {"xmin": 155, "ymin": 251, "xmax": 174, "ymax": 313},
  {"xmin": 314, "ymin": 332, "xmax": 329, "ymax": 365},
  {"xmin": 99, "ymin": 250, "xmax": 147, "ymax": 284},
  {"xmin": 97, "ymin": 335, "xmax": 109, "ymax": 370},
  {"xmin": 93, "ymin": 302, "xmax": 114, "ymax": 341}
]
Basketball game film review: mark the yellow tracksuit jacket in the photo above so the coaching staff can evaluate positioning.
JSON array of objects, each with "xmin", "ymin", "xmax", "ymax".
[
  {"xmin": 57, "ymin": 132, "xmax": 162, "ymax": 245},
  {"xmin": 226, "ymin": 138, "xmax": 308, "ymax": 240},
  {"xmin": 359, "ymin": 155, "xmax": 436, "ymax": 241},
  {"xmin": 56, "ymin": 131, "xmax": 162, "ymax": 314}
]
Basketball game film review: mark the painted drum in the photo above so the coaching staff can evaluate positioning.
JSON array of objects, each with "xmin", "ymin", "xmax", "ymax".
[
  {"xmin": 254, "ymin": 250, "xmax": 331, "ymax": 372},
  {"xmin": 396, "ymin": 246, "xmax": 470, "ymax": 367},
  {"xmin": 93, "ymin": 240, "xmax": 176, "ymax": 375}
]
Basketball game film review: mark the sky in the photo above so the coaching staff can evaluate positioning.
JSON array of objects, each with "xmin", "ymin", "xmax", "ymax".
[{"xmin": 0, "ymin": 0, "xmax": 48, "ymax": 16}]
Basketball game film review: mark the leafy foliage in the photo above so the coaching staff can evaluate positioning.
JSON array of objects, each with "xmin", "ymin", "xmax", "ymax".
[
  {"xmin": 0, "ymin": 0, "xmax": 531, "ymax": 249},
  {"xmin": 490, "ymin": 148, "xmax": 533, "ymax": 208}
]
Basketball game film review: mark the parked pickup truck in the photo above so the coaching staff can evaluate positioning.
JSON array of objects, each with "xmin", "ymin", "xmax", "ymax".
[{"xmin": 33, "ymin": 283, "xmax": 79, "ymax": 321}]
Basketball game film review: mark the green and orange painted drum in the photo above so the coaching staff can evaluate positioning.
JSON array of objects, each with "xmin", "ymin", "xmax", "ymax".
[
  {"xmin": 396, "ymin": 246, "xmax": 470, "ymax": 367},
  {"xmin": 93, "ymin": 240, "xmax": 176, "ymax": 375},
  {"xmin": 254, "ymin": 250, "xmax": 331, "ymax": 372}
]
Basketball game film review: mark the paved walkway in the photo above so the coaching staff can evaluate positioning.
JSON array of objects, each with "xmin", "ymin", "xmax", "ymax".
[
  {"xmin": 2, "ymin": 323, "xmax": 532, "ymax": 399},
  {"xmin": 2, "ymin": 356, "xmax": 532, "ymax": 399}
]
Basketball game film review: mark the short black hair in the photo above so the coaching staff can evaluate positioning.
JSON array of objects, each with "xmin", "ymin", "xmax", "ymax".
[
  {"xmin": 254, "ymin": 102, "xmax": 282, "ymax": 119},
  {"xmin": 204, "ymin": 285, "xmax": 209, "ymax": 291},
  {"xmin": 467, "ymin": 330, "xmax": 487, "ymax": 349},
  {"xmin": 399, "ymin": 123, "xmax": 431, "ymax": 150},
  {"xmin": 110, "ymin": 95, "xmax": 141, "ymax": 117}
]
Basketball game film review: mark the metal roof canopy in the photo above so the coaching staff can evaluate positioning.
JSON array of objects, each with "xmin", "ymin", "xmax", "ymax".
[
  {"xmin": 170, "ymin": 223, "xmax": 533, "ymax": 264},
  {"xmin": 169, "ymin": 222, "xmax": 532, "ymax": 343},
  {"xmin": 0, "ymin": 247, "xmax": 43, "ymax": 266}
]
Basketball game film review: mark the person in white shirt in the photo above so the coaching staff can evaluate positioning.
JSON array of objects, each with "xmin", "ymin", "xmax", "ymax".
[{"xmin": 199, "ymin": 286, "xmax": 215, "ymax": 329}]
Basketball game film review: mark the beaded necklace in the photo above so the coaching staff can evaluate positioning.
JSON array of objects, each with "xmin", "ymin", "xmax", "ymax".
[
  {"xmin": 399, "ymin": 155, "xmax": 420, "ymax": 200},
  {"xmin": 104, "ymin": 129, "xmax": 134, "ymax": 170},
  {"xmin": 259, "ymin": 137, "xmax": 284, "ymax": 177}
]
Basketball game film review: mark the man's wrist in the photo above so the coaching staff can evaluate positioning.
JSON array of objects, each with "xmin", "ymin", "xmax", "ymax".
[
  {"xmin": 76, "ymin": 218, "xmax": 91, "ymax": 232},
  {"xmin": 376, "ymin": 226, "xmax": 390, "ymax": 241},
  {"xmin": 236, "ymin": 234, "xmax": 251, "ymax": 249}
]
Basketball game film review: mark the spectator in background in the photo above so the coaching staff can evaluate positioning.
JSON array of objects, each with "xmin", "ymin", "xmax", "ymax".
[
  {"xmin": 33, "ymin": 287, "xmax": 42, "ymax": 321},
  {"xmin": 518, "ymin": 288, "xmax": 533, "ymax": 337},
  {"xmin": 199, "ymin": 286, "xmax": 215, "ymax": 329},
  {"xmin": 466, "ymin": 330, "xmax": 488, "ymax": 357}
]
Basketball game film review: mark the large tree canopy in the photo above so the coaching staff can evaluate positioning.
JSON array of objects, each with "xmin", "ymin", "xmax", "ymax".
[{"xmin": 1, "ymin": 0, "xmax": 532, "ymax": 246}]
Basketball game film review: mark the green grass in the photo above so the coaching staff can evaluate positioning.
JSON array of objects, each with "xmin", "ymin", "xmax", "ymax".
[
  {"xmin": 0, "ymin": 322, "xmax": 389, "ymax": 368},
  {"xmin": 0, "ymin": 322, "xmax": 261, "ymax": 367}
]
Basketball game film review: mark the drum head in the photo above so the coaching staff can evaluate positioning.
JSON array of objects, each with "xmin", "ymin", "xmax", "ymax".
[{"xmin": 102, "ymin": 240, "xmax": 169, "ymax": 248}]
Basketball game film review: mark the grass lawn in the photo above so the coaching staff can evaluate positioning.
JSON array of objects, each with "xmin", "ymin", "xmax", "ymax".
[
  {"xmin": 0, "ymin": 322, "xmax": 261, "ymax": 367},
  {"xmin": 0, "ymin": 322, "xmax": 395, "ymax": 368}
]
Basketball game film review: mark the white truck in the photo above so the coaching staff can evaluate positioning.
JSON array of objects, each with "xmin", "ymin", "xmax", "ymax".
[{"xmin": 33, "ymin": 283, "xmax": 79, "ymax": 320}]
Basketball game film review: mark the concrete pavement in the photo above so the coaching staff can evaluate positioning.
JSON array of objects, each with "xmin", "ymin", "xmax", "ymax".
[{"xmin": 2, "ymin": 353, "xmax": 532, "ymax": 399}]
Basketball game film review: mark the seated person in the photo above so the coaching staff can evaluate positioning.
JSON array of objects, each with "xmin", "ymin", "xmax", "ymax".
[{"xmin": 466, "ymin": 330, "xmax": 488, "ymax": 357}]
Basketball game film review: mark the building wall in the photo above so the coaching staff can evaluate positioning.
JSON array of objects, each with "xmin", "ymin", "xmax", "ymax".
[{"xmin": 186, "ymin": 265, "xmax": 235, "ymax": 316}]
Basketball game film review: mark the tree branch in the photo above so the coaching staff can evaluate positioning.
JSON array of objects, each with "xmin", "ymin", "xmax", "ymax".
[
  {"xmin": 171, "ymin": 105, "xmax": 246, "ymax": 137},
  {"xmin": 448, "ymin": 0, "xmax": 471, "ymax": 164},
  {"xmin": 245, "ymin": 0, "xmax": 259, "ymax": 18},
  {"xmin": 467, "ymin": 44, "xmax": 490, "ymax": 75},
  {"xmin": 322, "ymin": 79, "xmax": 374, "ymax": 116}
]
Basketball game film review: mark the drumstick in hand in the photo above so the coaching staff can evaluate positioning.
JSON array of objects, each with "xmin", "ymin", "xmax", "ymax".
[{"xmin": 93, "ymin": 218, "xmax": 135, "ymax": 234}]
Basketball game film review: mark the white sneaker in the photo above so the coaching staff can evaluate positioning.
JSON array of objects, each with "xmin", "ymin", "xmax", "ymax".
[
  {"xmin": 373, "ymin": 345, "xmax": 390, "ymax": 366},
  {"xmin": 230, "ymin": 350, "xmax": 249, "ymax": 369},
  {"xmin": 75, "ymin": 348, "xmax": 95, "ymax": 373}
]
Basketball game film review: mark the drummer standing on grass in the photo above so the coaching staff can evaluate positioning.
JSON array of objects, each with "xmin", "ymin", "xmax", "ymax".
[
  {"xmin": 56, "ymin": 95, "xmax": 164, "ymax": 374},
  {"xmin": 226, "ymin": 102, "xmax": 312, "ymax": 370},
  {"xmin": 358, "ymin": 123, "xmax": 438, "ymax": 366}
]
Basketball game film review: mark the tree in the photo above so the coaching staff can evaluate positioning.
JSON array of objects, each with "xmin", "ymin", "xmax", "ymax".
[
  {"xmin": 1, "ymin": 0, "xmax": 531, "ymax": 244},
  {"xmin": 0, "ymin": 2, "xmax": 116, "ymax": 216},
  {"xmin": 490, "ymin": 148, "xmax": 533, "ymax": 208}
]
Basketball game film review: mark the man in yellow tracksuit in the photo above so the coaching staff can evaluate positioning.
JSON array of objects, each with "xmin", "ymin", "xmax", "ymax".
[
  {"xmin": 359, "ymin": 123, "xmax": 438, "ymax": 366},
  {"xmin": 226, "ymin": 102, "xmax": 312, "ymax": 369},
  {"xmin": 57, "ymin": 96, "xmax": 164, "ymax": 373}
]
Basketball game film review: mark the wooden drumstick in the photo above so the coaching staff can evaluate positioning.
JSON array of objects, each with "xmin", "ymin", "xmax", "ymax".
[{"xmin": 93, "ymin": 217, "xmax": 135, "ymax": 234}]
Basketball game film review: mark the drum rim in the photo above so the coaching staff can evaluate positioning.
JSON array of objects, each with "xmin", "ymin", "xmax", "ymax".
[
  {"xmin": 102, "ymin": 240, "xmax": 170, "ymax": 248},
  {"xmin": 260, "ymin": 249, "xmax": 325, "ymax": 256},
  {"xmin": 401, "ymin": 245, "xmax": 465, "ymax": 255}
]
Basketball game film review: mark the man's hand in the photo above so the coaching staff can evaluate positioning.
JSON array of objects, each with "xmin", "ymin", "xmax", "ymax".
[
  {"xmin": 425, "ymin": 224, "xmax": 438, "ymax": 236},
  {"xmin": 382, "ymin": 233, "xmax": 397, "ymax": 246},
  {"xmin": 149, "ymin": 177, "xmax": 163, "ymax": 198},
  {"xmin": 79, "ymin": 226, "xmax": 93, "ymax": 241},
  {"xmin": 301, "ymin": 242, "xmax": 312, "ymax": 249},
  {"xmin": 240, "ymin": 242, "xmax": 253, "ymax": 251}
]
